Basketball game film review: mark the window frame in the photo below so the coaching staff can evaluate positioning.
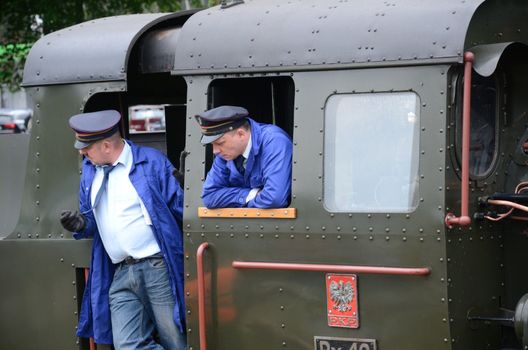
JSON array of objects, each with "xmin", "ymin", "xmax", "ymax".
[{"xmin": 323, "ymin": 91, "xmax": 421, "ymax": 214}]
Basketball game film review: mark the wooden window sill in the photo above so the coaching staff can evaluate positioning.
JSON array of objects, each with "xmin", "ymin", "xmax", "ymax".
[{"xmin": 198, "ymin": 207, "xmax": 296, "ymax": 219}]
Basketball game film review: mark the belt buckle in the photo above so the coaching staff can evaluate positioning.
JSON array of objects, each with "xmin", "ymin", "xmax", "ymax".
[{"xmin": 124, "ymin": 256, "xmax": 136, "ymax": 265}]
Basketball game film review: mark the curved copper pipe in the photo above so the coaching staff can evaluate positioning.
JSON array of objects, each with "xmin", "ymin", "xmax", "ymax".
[
  {"xmin": 196, "ymin": 242, "xmax": 209, "ymax": 350},
  {"xmin": 232, "ymin": 261, "xmax": 430, "ymax": 276},
  {"xmin": 488, "ymin": 199, "xmax": 528, "ymax": 213},
  {"xmin": 445, "ymin": 51, "xmax": 474, "ymax": 228}
]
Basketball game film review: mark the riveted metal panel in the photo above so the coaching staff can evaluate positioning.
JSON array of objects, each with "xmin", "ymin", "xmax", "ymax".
[
  {"xmin": 182, "ymin": 65, "xmax": 456, "ymax": 349},
  {"xmin": 173, "ymin": 0, "xmax": 485, "ymax": 74},
  {"xmin": 465, "ymin": 0, "xmax": 528, "ymax": 49},
  {"xmin": 12, "ymin": 81, "xmax": 126, "ymax": 240},
  {"xmin": 0, "ymin": 240, "xmax": 92, "ymax": 349},
  {"xmin": 22, "ymin": 12, "xmax": 194, "ymax": 87},
  {"xmin": 443, "ymin": 44, "xmax": 528, "ymax": 349}
]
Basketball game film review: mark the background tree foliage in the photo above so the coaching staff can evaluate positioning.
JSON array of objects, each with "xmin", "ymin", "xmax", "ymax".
[
  {"xmin": 0, "ymin": 0, "xmax": 219, "ymax": 91},
  {"xmin": 0, "ymin": 44, "xmax": 31, "ymax": 91}
]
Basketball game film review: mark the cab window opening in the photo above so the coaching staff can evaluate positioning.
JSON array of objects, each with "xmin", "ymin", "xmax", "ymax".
[
  {"xmin": 204, "ymin": 76, "xmax": 295, "ymax": 175},
  {"xmin": 454, "ymin": 70, "xmax": 500, "ymax": 180},
  {"xmin": 84, "ymin": 86, "xmax": 187, "ymax": 171}
]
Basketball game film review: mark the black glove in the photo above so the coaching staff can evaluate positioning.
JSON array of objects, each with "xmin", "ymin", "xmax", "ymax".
[
  {"xmin": 60, "ymin": 210, "xmax": 86, "ymax": 232},
  {"xmin": 173, "ymin": 168, "xmax": 185, "ymax": 187},
  {"xmin": 172, "ymin": 150, "xmax": 189, "ymax": 187}
]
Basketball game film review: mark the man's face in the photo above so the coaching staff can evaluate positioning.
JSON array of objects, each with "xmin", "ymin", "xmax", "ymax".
[
  {"xmin": 211, "ymin": 128, "xmax": 248, "ymax": 161},
  {"xmin": 79, "ymin": 140, "xmax": 110, "ymax": 166}
]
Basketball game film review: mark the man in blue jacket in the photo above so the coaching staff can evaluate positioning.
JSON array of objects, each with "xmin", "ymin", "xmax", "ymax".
[
  {"xmin": 196, "ymin": 105, "xmax": 292, "ymax": 208},
  {"xmin": 59, "ymin": 110, "xmax": 185, "ymax": 349}
]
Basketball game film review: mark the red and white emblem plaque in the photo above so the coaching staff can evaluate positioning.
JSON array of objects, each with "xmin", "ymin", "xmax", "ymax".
[{"xmin": 326, "ymin": 274, "xmax": 359, "ymax": 328}]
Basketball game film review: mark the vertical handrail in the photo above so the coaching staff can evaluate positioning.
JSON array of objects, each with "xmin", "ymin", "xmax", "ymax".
[
  {"xmin": 445, "ymin": 51, "xmax": 474, "ymax": 228},
  {"xmin": 196, "ymin": 242, "xmax": 210, "ymax": 350},
  {"xmin": 84, "ymin": 268, "xmax": 97, "ymax": 350}
]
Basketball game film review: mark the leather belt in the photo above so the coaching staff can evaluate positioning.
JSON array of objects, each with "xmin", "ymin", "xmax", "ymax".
[{"xmin": 119, "ymin": 253, "xmax": 162, "ymax": 266}]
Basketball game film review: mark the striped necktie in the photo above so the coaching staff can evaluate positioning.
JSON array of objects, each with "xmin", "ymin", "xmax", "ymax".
[{"xmin": 92, "ymin": 165, "xmax": 115, "ymax": 209}]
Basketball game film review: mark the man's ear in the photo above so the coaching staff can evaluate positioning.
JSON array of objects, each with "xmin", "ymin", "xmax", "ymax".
[{"xmin": 102, "ymin": 139, "xmax": 112, "ymax": 152}]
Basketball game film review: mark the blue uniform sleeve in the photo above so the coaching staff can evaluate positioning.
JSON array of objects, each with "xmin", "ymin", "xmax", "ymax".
[
  {"xmin": 202, "ymin": 156, "xmax": 252, "ymax": 208},
  {"xmin": 247, "ymin": 133, "xmax": 292, "ymax": 208}
]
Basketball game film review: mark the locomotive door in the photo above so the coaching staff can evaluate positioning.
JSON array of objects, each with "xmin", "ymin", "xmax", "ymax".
[{"xmin": 184, "ymin": 66, "xmax": 451, "ymax": 350}]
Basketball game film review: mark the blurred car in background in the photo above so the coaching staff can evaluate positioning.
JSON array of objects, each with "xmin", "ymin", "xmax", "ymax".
[
  {"xmin": 0, "ymin": 114, "xmax": 22, "ymax": 133},
  {"xmin": 128, "ymin": 105, "xmax": 165, "ymax": 133},
  {"xmin": 0, "ymin": 108, "xmax": 33, "ymax": 133}
]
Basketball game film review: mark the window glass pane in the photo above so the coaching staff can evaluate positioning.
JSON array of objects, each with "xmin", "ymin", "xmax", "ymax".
[
  {"xmin": 468, "ymin": 73, "xmax": 497, "ymax": 177},
  {"xmin": 324, "ymin": 92, "xmax": 420, "ymax": 212}
]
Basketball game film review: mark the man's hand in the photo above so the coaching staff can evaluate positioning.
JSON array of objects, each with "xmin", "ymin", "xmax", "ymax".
[
  {"xmin": 60, "ymin": 210, "xmax": 85, "ymax": 232},
  {"xmin": 172, "ymin": 150, "xmax": 189, "ymax": 187},
  {"xmin": 172, "ymin": 169, "xmax": 185, "ymax": 187}
]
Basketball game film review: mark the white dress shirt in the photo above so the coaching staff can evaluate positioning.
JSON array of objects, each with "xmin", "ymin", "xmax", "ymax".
[
  {"xmin": 91, "ymin": 141, "xmax": 160, "ymax": 263},
  {"xmin": 242, "ymin": 134, "xmax": 260, "ymax": 203}
]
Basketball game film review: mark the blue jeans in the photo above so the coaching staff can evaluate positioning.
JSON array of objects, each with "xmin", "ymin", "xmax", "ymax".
[{"xmin": 109, "ymin": 257, "xmax": 186, "ymax": 350}]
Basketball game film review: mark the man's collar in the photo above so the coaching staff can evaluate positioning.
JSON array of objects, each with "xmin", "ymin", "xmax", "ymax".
[{"xmin": 242, "ymin": 133, "xmax": 252, "ymax": 159}]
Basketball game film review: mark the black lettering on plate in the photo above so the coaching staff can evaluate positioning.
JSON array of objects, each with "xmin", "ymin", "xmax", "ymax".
[{"xmin": 314, "ymin": 336, "xmax": 377, "ymax": 350}]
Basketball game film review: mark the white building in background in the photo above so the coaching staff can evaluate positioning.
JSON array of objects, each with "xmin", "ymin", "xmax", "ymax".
[{"xmin": 0, "ymin": 86, "xmax": 29, "ymax": 109}]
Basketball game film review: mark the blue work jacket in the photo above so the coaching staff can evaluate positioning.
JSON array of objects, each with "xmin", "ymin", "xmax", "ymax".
[
  {"xmin": 202, "ymin": 118, "xmax": 292, "ymax": 208},
  {"xmin": 73, "ymin": 141, "xmax": 184, "ymax": 344}
]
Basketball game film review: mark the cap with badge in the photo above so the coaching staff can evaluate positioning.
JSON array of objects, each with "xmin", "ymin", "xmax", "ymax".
[
  {"xmin": 195, "ymin": 106, "xmax": 249, "ymax": 144},
  {"xmin": 68, "ymin": 110, "xmax": 121, "ymax": 149}
]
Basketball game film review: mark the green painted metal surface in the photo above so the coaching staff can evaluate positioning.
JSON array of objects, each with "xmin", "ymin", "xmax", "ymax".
[{"xmin": 2, "ymin": 1, "xmax": 528, "ymax": 349}]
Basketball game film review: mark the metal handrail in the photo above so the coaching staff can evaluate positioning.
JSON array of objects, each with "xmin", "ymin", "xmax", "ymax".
[
  {"xmin": 232, "ymin": 261, "xmax": 431, "ymax": 276},
  {"xmin": 445, "ymin": 51, "xmax": 474, "ymax": 228},
  {"xmin": 196, "ymin": 242, "xmax": 209, "ymax": 350},
  {"xmin": 83, "ymin": 268, "xmax": 97, "ymax": 350}
]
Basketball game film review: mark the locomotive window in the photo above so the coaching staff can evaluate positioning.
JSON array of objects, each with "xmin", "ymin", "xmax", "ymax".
[
  {"xmin": 324, "ymin": 92, "xmax": 420, "ymax": 213},
  {"xmin": 455, "ymin": 71, "xmax": 499, "ymax": 178},
  {"xmin": 204, "ymin": 76, "xmax": 295, "ymax": 175}
]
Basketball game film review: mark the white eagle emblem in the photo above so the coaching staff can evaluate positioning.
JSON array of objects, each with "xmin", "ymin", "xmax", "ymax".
[{"xmin": 330, "ymin": 280, "xmax": 354, "ymax": 312}]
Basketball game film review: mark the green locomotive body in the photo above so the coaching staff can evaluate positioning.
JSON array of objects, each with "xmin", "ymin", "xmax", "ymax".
[{"xmin": 2, "ymin": 1, "xmax": 528, "ymax": 349}]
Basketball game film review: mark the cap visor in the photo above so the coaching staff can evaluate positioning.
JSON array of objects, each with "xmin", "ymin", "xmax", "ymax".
[
  {"xmin": 74, "ymin": 139, "xmax": 94, "ymax": 150},
  {"xmin": 200, "ymin": 133, "xmax": 223, "ymax": 145}
]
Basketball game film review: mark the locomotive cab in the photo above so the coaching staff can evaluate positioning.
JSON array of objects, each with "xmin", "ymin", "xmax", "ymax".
[
  {"xmin": 173, "ymin": 1, "xmax": 528, "ymax": 349},
  {"xmin": 0, "ymin": 11, "xmax": 198, "ymax": 349},
  {"xmin": 3, "ymin": 1, "xmax": 528, "ymax": 350}
]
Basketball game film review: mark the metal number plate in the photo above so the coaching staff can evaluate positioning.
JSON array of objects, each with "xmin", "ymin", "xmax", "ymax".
[{"xmin": 314, "ymin": 336, "xmax": 377, "ymax": 350}]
